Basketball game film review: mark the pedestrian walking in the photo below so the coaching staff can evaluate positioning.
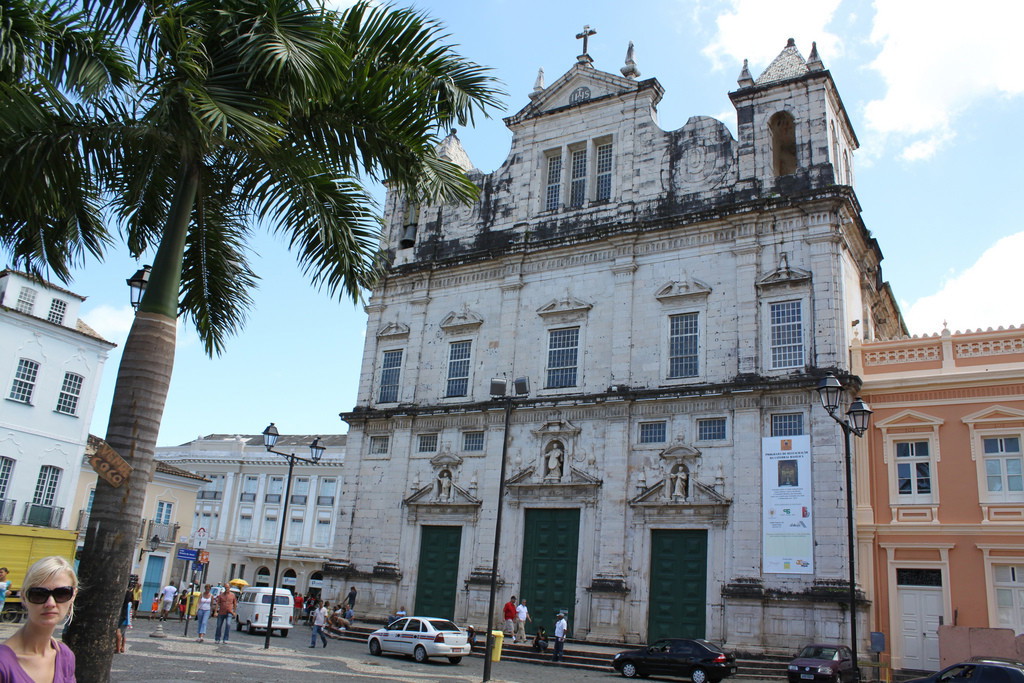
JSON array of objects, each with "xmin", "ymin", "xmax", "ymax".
[
  {"xmin": 514, "ymin": 598, "xmax": 531, "ymax": 644},
  {"xmin": 0, "ymin": 556, "xmax": 78, "ymax": 680},
  {"xmin": 131, "ymin": 581, "xmax": 142, "ymax": 619},
  {"xmin": 214, "ymin": 587, "xmax": 237, "ymax": 643},
  {"xmin": 309, "ymin": 601, "xmax": 328, "ymax": 648},
  {"xmin": 345, "ymin": 586, "xmax": 357, "ymax": 610},
  {"xmin": 158, "ymin": 583, "xmax": 177, "ymax": 621},
  {"xmin": 553, "ymin": 612, "xmax": 568, "ymax": 662},
  {"xmin": 293, "ymin": 593, "xmax": 304, "ymax": 623},
  {"xmin": 195, "ymin": 585, "xmax": 213, "ymax": 642},
  {"xmin": 115, "ymin": 585, "xmax": 133, "ymax": 653},
  {"xmin": 502, "ymin": 595, "xmax": 517, "ymax": 640}
]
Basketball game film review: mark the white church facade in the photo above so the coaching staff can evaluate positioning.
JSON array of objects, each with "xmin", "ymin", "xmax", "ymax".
[{"xmin": 332, "ymin": 37, "xmax": 904, "ymax": 651}]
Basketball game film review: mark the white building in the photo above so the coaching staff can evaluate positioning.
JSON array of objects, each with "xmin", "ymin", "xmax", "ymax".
[
  {"xmin": 334, "ymin": 38, "xmax": 906, "ymax": 651},
  {"xmin": 0, "ymin": 269, "xmax": 115, "ymax": 529},
  {"xmin": 157, "ymin": 433, "xmax": 345, "ymax": 598}
]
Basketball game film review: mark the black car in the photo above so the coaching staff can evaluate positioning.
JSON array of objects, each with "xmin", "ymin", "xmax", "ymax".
[
  {"xmin": 787, "ymin": 644, "xmax": 858, "ymax": 683},
  {"xmin": 904, "ymin": 661, "xmax": 1024, "ymax": 683},
  {"xmin": 612, "ymin": 638, "xmax": 738, "ymax": 681}
]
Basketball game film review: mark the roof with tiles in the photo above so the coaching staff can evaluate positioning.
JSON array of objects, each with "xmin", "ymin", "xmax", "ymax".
[
  {"xmin": 189, "ymin": 433, "xmax": 347, "ymax": 448},
  {"xmin": 755, "ymin": 38, "xmax": 809, "ymax": 85}
]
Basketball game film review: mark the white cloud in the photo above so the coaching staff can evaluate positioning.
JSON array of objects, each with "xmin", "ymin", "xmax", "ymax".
[
  {"xmin": 702, "ymin": 0, "xmax": 843, "ymax": 71},
  {"xmin": 864, "ymin": 0, "xmax": 1024, "ymax": 161},
  {"xmin": 81, "ymin": 304, "xmax": 134, "ymax": 345},
  {"xmin": 901, "ymin": 232, "xmax": 1024, "ymax": 335}
]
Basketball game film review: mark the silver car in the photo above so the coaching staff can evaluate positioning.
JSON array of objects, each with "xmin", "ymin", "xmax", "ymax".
[{"xmin": 367, "ymin": 616, "xmax": 470, "ymax": 664}]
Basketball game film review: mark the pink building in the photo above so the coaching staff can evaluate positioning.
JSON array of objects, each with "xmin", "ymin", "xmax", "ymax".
[{"xmin": 854, "ymin": 326, "xmax": 1024, "ymax": 672}]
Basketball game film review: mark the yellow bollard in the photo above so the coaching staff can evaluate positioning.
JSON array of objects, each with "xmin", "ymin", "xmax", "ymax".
[{"xmin": 490, "ymin": 630, "xmax": 504, "ymax": 661}]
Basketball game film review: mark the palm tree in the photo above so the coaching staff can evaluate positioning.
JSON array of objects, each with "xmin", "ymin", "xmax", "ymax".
[{"xmin": 3, "ymin": 1, "xmax": 501, "ymax": 679}]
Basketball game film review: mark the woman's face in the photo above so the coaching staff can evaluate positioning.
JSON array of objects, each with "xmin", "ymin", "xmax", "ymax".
[{"xmin": 25, "ymin": 571, "xmax": 75, "ymax": 628}]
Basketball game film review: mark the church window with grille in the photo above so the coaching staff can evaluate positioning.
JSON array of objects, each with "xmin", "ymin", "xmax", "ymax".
[
  {"xmin": 595, "ymin": 143, "xmax": 613, "ymax": 201},
  {"xmin": 546, "ymin": 327, "xmax": 579, "ymax": 388},
  {"xmin": 569, "ymin": 148, "xmax": 587, "ymax": 207},
  {"xmin": 446, "ymin": 341, "xmax": 472, "ymax": 397},
  {"xmin": 545, "ymin": 154, "xmax": 562, "ymax": 211},
  {"xmin": 668, "ymin": 313, "xmax": 699, "ymax": 378},
  {"xmin": 378, "ymin": 350, "xmax": 403, "ymax": 403},
  {"xmin": 769, "ymin": 300, "xmax": 804, "ymax": 369}
]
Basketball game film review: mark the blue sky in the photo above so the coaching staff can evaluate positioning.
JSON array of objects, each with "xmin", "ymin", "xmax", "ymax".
[{"xmin": 54, "ymin": 0, "xmax": 1024, "ymax": 446}]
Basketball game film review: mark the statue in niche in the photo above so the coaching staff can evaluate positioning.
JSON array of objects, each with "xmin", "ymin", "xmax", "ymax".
[
  {"xmin": 544, "ymin": 441, "xmax": 564, "ymax": 480},
  {"xmin": 436, "ymin": 469, "xmax": 453, "ymax": 502},
  {"xmin": 670, "ymin": 464, "xmax": 689, "ymax": 500}
]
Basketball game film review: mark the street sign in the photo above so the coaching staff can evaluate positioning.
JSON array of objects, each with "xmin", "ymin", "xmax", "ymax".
[
  {"xmin": 176, "ymin": 548, "xmax": 198, "ymax": 561},
  {"xmin": 195, "ymin": 527, "xmax": 208, "ymax": 549},
  {"xmin": 87, "ymin": 439, "xmax": 133, "ymax": 488},
  {"xmin": 198, "ymin": 550, "xmax": 209, "ymax": 564}
]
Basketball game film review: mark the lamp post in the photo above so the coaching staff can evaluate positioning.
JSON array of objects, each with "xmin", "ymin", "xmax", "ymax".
[
  {"xmin": 816, "ymin": 373, "xmax": 872, "ymax": 681},
  {"xmin": 260, "ymin": 423, "xmax": 325, "ymax": 650},
  {"xmin": 138, "ymin": 533, "xmax": 161, "ymax": 563},
  {"xmin": 126, "ymin": 265, "xmax": 152, "ymax": 310},
  {"xmin": 482, "ymin": 376, "xmax": 530, "ymax": 683}
]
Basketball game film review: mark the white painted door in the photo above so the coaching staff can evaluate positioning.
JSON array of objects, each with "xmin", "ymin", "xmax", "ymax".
[{"xmin": 898, "ymin": 586, "xmax": 943, "ymax": 671}]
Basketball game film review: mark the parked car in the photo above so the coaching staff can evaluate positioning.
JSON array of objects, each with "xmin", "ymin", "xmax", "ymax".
[
  {"xmin": 612, "ymin": 638, "xmax": 738, "ymax": 681},
  {"xmin": 234, "ymin": 587, "xmax": 294, "ymax": 636},
  {"xmin": 367, "ymin": 616, "xmax": 470, "ymax": 664},
  {"xmin": 904, "ymin": 661, "xmax": 1024, "ymax": 683},
  {"xmin": 788, "ymin": 644, "xmax": 858, "ymax": 683}
]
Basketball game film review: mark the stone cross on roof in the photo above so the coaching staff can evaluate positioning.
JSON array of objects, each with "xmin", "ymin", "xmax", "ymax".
[{"xmin": 576, "ymin": 25, "xmax": 596, "ymax": 64}]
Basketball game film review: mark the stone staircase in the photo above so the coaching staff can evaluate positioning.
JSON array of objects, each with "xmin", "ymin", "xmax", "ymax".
[{"xmin": 324, "ymin": 623, "xmax": 791, "ymax": 679}]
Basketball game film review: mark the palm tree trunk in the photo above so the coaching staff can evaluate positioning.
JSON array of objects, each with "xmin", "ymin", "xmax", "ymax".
[{"xmin": 63, "ymin": 164, "xmax": 198, "ymax": 681}]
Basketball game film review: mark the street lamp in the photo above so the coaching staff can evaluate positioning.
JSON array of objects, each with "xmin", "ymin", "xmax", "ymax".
[
  {"xmin": 126, "ymin": 265, "xmax": 152, "ymax": 310},
  {"xmin": 816, "ymin": 373, "xmax": 872, "ymax": 680},
  {"xmin": 483, "ymin": 376, "xmax": 529, "ymax": 683},
  {"xmin": 260, "ymin": 423, "xmax": 325, "ymax": 650},
  {"xmin": 138, "ymin": 533, "xmax": 161, "ymax": 563}
]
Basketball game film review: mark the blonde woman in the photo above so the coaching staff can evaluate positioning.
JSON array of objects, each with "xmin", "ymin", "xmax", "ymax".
[{"xmin": 0, "ymin": 556, "xmax": 77, "ymax": 681}]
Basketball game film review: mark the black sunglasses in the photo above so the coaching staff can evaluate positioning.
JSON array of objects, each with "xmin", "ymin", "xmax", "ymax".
[{"xmin": 25, "ymin": 586, "xmax": 75, "ymax": 604}]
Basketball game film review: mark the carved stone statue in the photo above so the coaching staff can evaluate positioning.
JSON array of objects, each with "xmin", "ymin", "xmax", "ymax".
[
  {"xmin": 545, "ymin": 442, "xmax": 564, "ymax": 480},
  {"xmin": 437, "ymin": 470, "xmax": 453, "ymax": 502},
  {"xmin": 670, "ymin": 465, "xmax": 689, "ymax": 499}
]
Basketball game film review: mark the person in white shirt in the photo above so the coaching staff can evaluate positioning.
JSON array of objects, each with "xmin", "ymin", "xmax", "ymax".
[
  {"xmin": 159, "ymin": 584, "xmax": 178, "ymax": 621},
  {"xmin": 309, "ymin": 600, "xmax": 328, "ymax": 648},
  {"xmin": 514, "ymin": 599, "xmax": 531, "ymax": 644},
  {"xmin": 553, "ymin": 612, "xmax": 568, "ymax": 662}
]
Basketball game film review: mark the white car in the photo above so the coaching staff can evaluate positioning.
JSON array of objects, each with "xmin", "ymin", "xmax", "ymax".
[
  {"xmin": 234, "ymin": 587, "xmax": 294, "ymax": 636},
  {"xmin": 367, "ymin": 616, "xmax": 470, "ymax": 664}
]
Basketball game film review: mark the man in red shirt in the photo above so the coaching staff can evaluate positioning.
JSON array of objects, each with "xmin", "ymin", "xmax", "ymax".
[
  {"xmin": 214, "ymin": 588, "xmax": 238, "ymax": 643},
  {"xmin": 502, "ymin": 595, "xmax": 517, "ymax": 642}
]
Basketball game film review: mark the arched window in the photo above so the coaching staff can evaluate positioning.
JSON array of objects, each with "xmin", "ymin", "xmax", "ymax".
[
  {"xmin": 842, "ymin": 150, "xmax": 852, "ymax": 185},
  {"xmin": 769, "ymin": 111, "xmax": 797, "ymax": 176},
  {"xmin": 282, "ymin": 568, "xmax": 297, "ymax": 589},
  {"xmin": 255, "ymin": 566, "xmax": 271, "ymax": 587},
  {"xmin": 308, "ymin": 571, "xmax": 323, "ymax": 598},
  {"xmin": 830, "ymin": 123, "xmax": 841, "ymax": 181}
]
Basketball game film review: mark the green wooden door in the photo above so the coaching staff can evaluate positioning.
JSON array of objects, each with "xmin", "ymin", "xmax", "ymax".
[
  {"xmin": 648, "ymin": 529, "xmax": 707, "ymax": 642},
  {"xmin": 413, "ymin": 525, "xmax": 462, "ymax": 619},
  {"xmin": 520, "ymin": 508, "xmax": 580, "ymax": 637}
]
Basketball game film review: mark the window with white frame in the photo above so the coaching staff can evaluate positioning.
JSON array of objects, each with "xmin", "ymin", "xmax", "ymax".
[
  {"xmin": 55, "ymin": 372, "xmax": 83, "ymax": 415},
  {"xmin": 569, "ymin": 148, "xmax": 587, "ymax": 207},
  {"xmin": 15, "ymin": 287, "xmax": 35, "ymax": 314},
  {"xmin": 639, "ymin": 422, "xmax": 667, "ymax": 444},
  {"xmin": 198, "ymin": 473, "xmax": 224, "ymax": 500},
  {"xmin": 545, "ymin": 153, "xmax": 562, "ymax": 211},
  {"xmin": 33, "ymin": 466, "xmax": 60, "ymax": 506},
  {"xmin": 895, "ymin": 441, "xmax": 933, "ymax": 501},
  {"xmin": 47, "ymin": 299, "xmax": 67, "ymax": 325},
  {"xmin": 313, "ymin": 518, "xmax": 331, "ymax": 547},
  {"xmin": 287, "ymin": 516, "xmax": 303, "ymax": 545},
  {"xmin": 463, "ymin": 431, "xmax": 484, "ymax": 452},
  {"xmin": 668, "ymin": 313, "xmax": 699, "ymax": 378},
  {"xmin": 418, "ymin": 434, "xmax": 438, "ymax": 453},
  {"xmin": 984, "ymin": 437, "xmax": 1023, "ymax": 500},
  {"xmin": 317, "ymin": 478, "xmax": 336, "ymax": 506},
  {"xmin": 595, "ymin": 142, "xmax": 613, "ymax": 202},
  {"xmin": 261, "ymin": 513, "xmax": 278, "ymax": 543},
  {"xmin": 155, "ymin": 501, "xmax": 173, "ymax": 525},
  {"xmin": 995, "ymin": 565, "xmax": 1024, "ymax": 633},
  {"xmin": 0, "ymin": 457, "xmax": 14, "ymax": 499},
  {"xmin": 446, "ymin": 341, "xmax": 472, "ymax": 397},
  {"xmin": 9, "ymin": 358, "xmax": 39, "ymax": 403},
  {"xmin": 771, "ymin": 413, "xmax": 804, "ymax": 436},
  {"xmin": 240, "ymin": 475, "xmax": 258, "ymax": 502},
  {"xmin": 769, "ymin": 300, "xmax": 804, "ymax": 369},
  {"xmin": 697, "ymin": 418, "xmax": 727, "ymax": 441},
  {"xmin": 237, "ymin": 513, "xmax": 253, "ymax": 541},
  {"xmin": 378, "ymin": 349, "xmax": 403, "ymax": 403},
  {"xmin": 369, "ymin": 435, "xmax": 390, "ymax": 455},
  {"xmin": 265, "ymin": 476, "xmax": 283, "ymax": 503},
  {"xmin": 546, "ymin": 327, "xmax": 579, "ymax": 389},
  {"xmin": 291, "ymin": 477, "xmax": 309, "ymax": 505}
]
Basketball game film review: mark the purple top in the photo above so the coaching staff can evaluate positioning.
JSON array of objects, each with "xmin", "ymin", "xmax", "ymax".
[{"xmin": 0, "ymin": 641, "xmax": 76, "ymax": 682}]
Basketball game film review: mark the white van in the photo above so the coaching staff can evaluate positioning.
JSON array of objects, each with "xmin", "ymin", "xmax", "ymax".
[{"xmin": 234, "ymin": 587, "xmax": 294, "ymax": 636}]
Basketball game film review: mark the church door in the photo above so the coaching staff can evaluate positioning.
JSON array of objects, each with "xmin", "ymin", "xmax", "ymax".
[
  {"xmin": 648, "ymin": 529, "xmax": 707, "ymax": 641},
  {"xmin": 520, "ymin": 508, "xmax": 580, "ymax": 637},
  {"xmin": 413, "ymin": 525, "xmax": 462, "ymax": 620}
]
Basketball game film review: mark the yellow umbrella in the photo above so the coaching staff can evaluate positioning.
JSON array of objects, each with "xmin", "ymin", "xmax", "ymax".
[{"xmin": 228, "ymin": 578, "xmax": 249, "ymax": 587}]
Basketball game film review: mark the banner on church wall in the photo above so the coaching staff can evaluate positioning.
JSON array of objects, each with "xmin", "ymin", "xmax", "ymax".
[{"xmin": 762, "ymin": 435, "xmax": 814, "ymax": 574}]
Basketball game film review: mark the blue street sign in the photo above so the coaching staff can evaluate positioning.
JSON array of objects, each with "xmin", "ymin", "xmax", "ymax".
[{"xmin": 176, "ymin": 548, "xmax": 198, "ymax": 561}]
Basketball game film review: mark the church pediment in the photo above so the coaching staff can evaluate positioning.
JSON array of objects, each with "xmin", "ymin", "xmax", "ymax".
[
  {"xmin": 506, "ymin": 465, "xmax": 602, "ymax": 505},
  {"xmin": 439, "ymin": 308, "xmax": 484, "ymax": 334},
  {"xmin": 655, "ymin": 277, "xmax": 712, "ymax": 304},
  {"xmin": 377, "ymin": 321, "xmax": 410, "ymax": 339},
  {"xmin": 876, "ymin": 410, "xmax": 945, "ymax": 430},
  {"xmin": 757, "ymin": 253, "xmax": 811, "ymax": 289},
  {"xmin": 536, "ymin": 296, "xmax": 592, "ymax": 322},
  {"xmin": 429, "ymin": 451, "xmax": 464, "ymax": 469},
  {"xmin": 629, "ymin": 476, "xmax": 730, "ymax": 508},
  {"xmin": 404, "ymin": 480, "xmax": 480, "ymax": 508},
  {"xmin": 962, "ymin": 405, "xmax": 1024, "ymax": 426}
]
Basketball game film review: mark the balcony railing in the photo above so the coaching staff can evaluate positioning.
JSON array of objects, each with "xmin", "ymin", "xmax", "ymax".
[
  {"xmin": 264, "ymin": 494, "xmax": 281, "ymax": 503},
  {"xmin": 239, "ymin": 492, "xmax": 256, "ymax": 502},
  {"xmin": 0, "ymin": 499, "xmax": 16, "ymax": 524},
  {"xmin": 77, "ymin": 509, "xmax": 90, "ymax": 532},
  {"xmin": 316, "ymin": 495, "xmax": 335, "ymax": 506},
  {"xmin": 290, "ymin": 494, "xmax": 307, "ymax": 505},
  {"xmin": 197, "ymin": 490, "xmax": 222, "ymax": 500},
  {"xmin": 139, "ymin": 518, "xmax": 180, "ymax": 545},
  {"xmin": 22, "ymin": 503, "xmax": 63, "ymax": 528}
]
